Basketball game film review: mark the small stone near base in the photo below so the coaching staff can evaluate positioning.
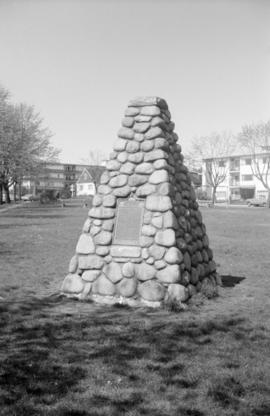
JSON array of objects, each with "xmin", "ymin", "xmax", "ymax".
[
  {"xmin": 136, "ymin": 263, "xmax": 156, "ymax": 281},
  {"xmin": 117, "ymin": 278, "xmax": 137, "ymax": 297},
  {"xmin": 103, "ymin": 262, "xmax": 122, "ymax": 283},
  {"xmin": 97, "ymin": 274, "xmax": 116, "ymax": 296},
  {"xmin": 81, "ymin": 270, "xmax": 100, "ymax": 282},
  {"xmin": 138, "ymin": 280, "xmax": 165, "ymax": 301},
  {"xmin": 69, "ymin": 255, "xmax": 78, "ymax": 273},
  {"xmin": 61, "ymin": 274, "xmax": 85, "ymax": 294},
  {"xmin": 167, "ymin": 283, "xmax": 189, "ymax": 302},
  {"xmin": 157, "ymin": 265, "xmax": 181, "ymax": 283}
]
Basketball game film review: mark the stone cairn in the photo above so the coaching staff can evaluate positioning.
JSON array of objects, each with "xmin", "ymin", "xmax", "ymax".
[{"xmin": 61, "ymin": 97, "xmax": 219, "ymax": 307}]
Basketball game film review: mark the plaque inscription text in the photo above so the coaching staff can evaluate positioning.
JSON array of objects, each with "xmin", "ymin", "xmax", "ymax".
[{"xmin": 113, "ymin": 199, "xmax": 144, "ymax": 245}]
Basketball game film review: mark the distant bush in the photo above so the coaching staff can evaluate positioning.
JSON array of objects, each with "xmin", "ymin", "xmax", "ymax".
[
  {"xmin": 59, "ymin": 187, "xmax": 71, "ymax": 199},
  {"xmin": 196, "ymin": 188, "xmax": 209, "ymax": 200},
  {"xmin": 39, "ymin": 190, "xmax": 58, "ymax": 204}
]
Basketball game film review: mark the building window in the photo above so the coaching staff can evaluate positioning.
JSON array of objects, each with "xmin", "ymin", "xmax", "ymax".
[
  {"xmin": 218, "ymin": 160, "xmax": 226, "ymax": 167},
  {"xmin": 262, "ymin": 157, "xmax": 268, "ymax": 164},
  {"xmin": 242, "ymin": 174, "xmax": 253, "ymax": 181},
  {"xmin": 230, "ymin": 158, "xmax": 240, "ymax": 170},
  {"xmin": 245, "ymin": 158, "xmax": 252, "ymax": 165},
  {"xmin": 79, "ymin": 185, "xmax": 83, "ymax": 191}
]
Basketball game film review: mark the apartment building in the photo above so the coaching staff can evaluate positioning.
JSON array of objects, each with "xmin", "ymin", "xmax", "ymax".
[
  {"xmin": 22, "ymin": 162, "xmax": 105, "ymax": 197},
  {"xmin": 202, "ymin": 152, "xmax": 270, "ymax": 202}
]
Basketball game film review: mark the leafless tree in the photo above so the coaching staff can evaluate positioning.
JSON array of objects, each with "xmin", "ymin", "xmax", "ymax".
[
  {"xmin": 81, "ymin": 148, "xmax": 107, "ymax": 186},
  {"xmin": 238, "ymin": 121, "xmax": 270, "ymax": 207},
  {"xmin": 190, "ymin": 131, "xmax": 236, "ymax": 203},
  {"xmin": 0, "ymin": 85, "xmax": 60, "ymax": 203}
]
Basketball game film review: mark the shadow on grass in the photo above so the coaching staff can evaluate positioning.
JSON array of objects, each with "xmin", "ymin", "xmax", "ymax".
[
  {"xmin": 1, "ymin": 212, "xmax": 67, "ymax": 219},
  {"xmin": 221, "ymin": 275, "xmax": 246, "ymax": 287},
  {"xmin": 0, "ymin": 295, "xmax": 269, "ymax": 416}
]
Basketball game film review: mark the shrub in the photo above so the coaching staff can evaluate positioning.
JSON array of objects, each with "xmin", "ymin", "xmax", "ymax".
[{"xmin": 201, "ymin": 278, "xmax": 219, "ymax": 299}]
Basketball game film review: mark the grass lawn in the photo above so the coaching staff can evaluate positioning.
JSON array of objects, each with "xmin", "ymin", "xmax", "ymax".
[{"xmin": 0, "ymin": 202, "xmax": 270, "ymax": 416}]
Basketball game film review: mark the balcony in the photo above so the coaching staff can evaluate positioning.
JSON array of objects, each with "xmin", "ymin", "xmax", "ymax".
[{"xmin": 230, "ymin": 181, "xmax": 240, "ymax": 187}]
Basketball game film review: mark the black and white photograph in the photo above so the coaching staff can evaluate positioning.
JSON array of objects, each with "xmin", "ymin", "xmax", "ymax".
[{"xmin": 0, "ymin": 0, "xmax": 270, "ymax": 415}]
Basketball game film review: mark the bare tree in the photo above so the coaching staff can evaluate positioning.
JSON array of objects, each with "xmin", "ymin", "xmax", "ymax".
[
  {"xmin": 190, "ymin": 131, "xmax": 236, "ymax": 204},
  {"xmin": 0, "ymin": 85, "xmax": 60, "ymax": 203},
  {"xmin": 238, "ymin": 121, "xmax": 270, "ymax": 207},
  {"xmin": 81, "ymin": 148, "xmax": 107, "ymax": 187}
]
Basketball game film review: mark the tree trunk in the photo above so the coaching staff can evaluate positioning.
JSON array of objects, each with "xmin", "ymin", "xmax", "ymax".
[
  {"xmin": 211, "ymin": 186, "xmax": 217, "ymax": 205},
  {"xmin": 0, "ymin": 183, "xmax": 3, "ymax": 205},
  {"xmin": 267, "ymin": 189, "xmax": 270, "ymax": 208},
  {"xmin": 3, "ymin": 183, "xmax": 11, "ymax": 203},
  {"xmin": 18, "ymin": 181, "xmax": 22, "ymax": 200},
  {"xmin": 13, "ymin": 183, "xmax": 17, "ymax": 202}
]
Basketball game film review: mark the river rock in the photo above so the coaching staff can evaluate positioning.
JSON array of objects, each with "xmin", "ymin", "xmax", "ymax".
[
  {"xmin": 146, "ymin": 195, "xmax": 172, "ymax": 212},
  {"xmin": 118, "ymin": 278, "xmax": 137, "ymax": 297},
  {"xmin": 155, "ymin": 229, "xmax": 176, "ymax": 247},
  {"xmin": 120, "ymin": 162, "xmax": 136, "ymax": 174},
  {"xmin": 78, "ymin": 255, "xmax": 104, "ymax": 270},
  {"xmin": 109, "ymin": 174, "xmax": 128, "ymax": 188},
  {"xmin": 135, "ymin": 162, "xmax": 154, "ymax": 175},
  {"xmin": 118, "ymin": 127, "xmax": 134, "ymax": 140},
  {"xmin": 149, "ymin": 244, "xmax": 166, "ymax": 260},
  {"xmin": 136, "ymin": 263, "xmax": 156, "ymax": 281},
  {"xmin": 149, "ymin": 169, "xmax": 169, "ymax": 184},
  {"xmin": 157, "ymin": 265, "xmax": 181, "ymax": 283},
  {"xmin": 113, "ymin": 138, "xmax": 127, "ymax": 151},
  {"xmin": 97, "ymin": 274, "xmax": 116, "ymax": 296},
  {"xmin": 164, "ymin": 247, "xmax": 183, "ymax": 264},
  {"xmin": 122, "ymin": 117, "xmax": 134, "ymax": 128},
  {"xmin": 103, "ymin": 262, "xmax": 122, "ymax": 283},
  {"xmin": 81, "ymin": 270, "xmax": 100, "ymax": 282},
  {"xmin": 89, "ymin": 207, "xmax": 115, "ymax": 219},
  {"xmin": 76, "ymin": 234, "xmax": 95, "ymax": 255},
  {"xmin": 138, "ymin": 280, "xmax": 165, "ymax": 301},
  {"xmin": 69, "ymin": 255, "xmax": 78, "ymax": 273},
  {"xmin": 167, "ymin": 283, "xmax": 189, "ymax": 302},
  {"xmin": 61, "ymin": 274, "xmax": 85, "ymax": 294},
  {"xmin": 122, "ymin": 262, "xmax": 135, "ymax": 278},
  {"xmin": 126, "ymin": 141, "xmax": 140, "ymax": 153}
]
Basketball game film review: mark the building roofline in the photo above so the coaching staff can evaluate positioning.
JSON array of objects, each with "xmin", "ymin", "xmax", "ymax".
[{"xmin": 203, "ymin": 152, "xmax": 270, "ymax": 161}]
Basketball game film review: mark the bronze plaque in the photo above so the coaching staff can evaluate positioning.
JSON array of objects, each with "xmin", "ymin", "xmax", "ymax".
[{"xmin": 113, "ymin": 198, "xmax": 144, "ymax": 245}]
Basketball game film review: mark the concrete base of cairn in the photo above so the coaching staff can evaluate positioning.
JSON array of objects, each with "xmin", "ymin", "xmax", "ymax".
[{"xmin": 61, "ymin": 97, "xmax": 219, "ymax": 308}]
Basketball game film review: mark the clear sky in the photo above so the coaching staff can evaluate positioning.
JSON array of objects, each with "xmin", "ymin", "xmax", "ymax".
[{"xmin": 0, "ymin": 0, "xmax": 269, "ymax": 163}]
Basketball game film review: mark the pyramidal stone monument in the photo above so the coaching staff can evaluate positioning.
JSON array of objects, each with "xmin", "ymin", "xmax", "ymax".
[{"xmin": 61, "ymin": 97, "xmax": 219, "ymax": 307}]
